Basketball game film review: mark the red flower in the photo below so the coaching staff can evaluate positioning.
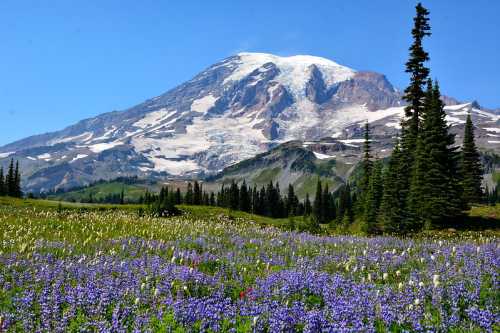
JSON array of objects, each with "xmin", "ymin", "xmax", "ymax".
[{"xmin": 240, "ymin": 287, "xmax": 253, "ymax": 300}]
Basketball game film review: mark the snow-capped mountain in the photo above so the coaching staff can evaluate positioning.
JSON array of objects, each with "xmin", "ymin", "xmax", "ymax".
[{"xmin": 1, "ymin": 52, "xmax": 499, "ymax": 192}]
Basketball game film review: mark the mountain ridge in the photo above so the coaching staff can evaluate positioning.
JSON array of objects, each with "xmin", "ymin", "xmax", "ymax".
[{"xmin": 1, "ymin": 52, "xmax": 499, "ymax": 192}]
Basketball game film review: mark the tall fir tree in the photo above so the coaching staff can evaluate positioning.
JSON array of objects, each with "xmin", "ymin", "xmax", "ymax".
[
  {"xmin": 0, "ymin": 167, "xmax": 4, "ymax": 196},
  {"xmin": 460, "ymin": 113, "xmax": 483, "ymax": 205},
  {"xmin": 379, "ymin": 140, "xmax": 405, "ymax": 233},
  {"xmin": 239, "ymin": 180, "xmax": 250, "ymax": 212},
  {"xmin": 14, "ymin": 160, "xmax": 21, "ymax": 197},
  {"xmin": 229, "ymin": 180, "xmax": 239, "ymax": 210},
  {"xmin": 361, "ymin": 122, "xmax": 373, "ymax": 193},
  {"xmin": 396, "ymin": 2, "xmax": 432, "ymax": 229},
  {"xmin": 336, "ymin": 183, "xmax": 353, "ymax": 224},
  {"xmin": 6, "ymin": 159, "xmax": 15, "ymax": 197},
  {"xmin": 251, "ymin": 186, "xmax": 259, "ymax": 214},
  {"xmin": 364, "ymin": 160, "xmax": 383, "ymax": 233},
  {"xmin": 402, "ymin": 2, "xmax": 431, "ymax": 149},
  {"xmin": 209, "ymin": 192, "xmax": 216, "ymax": 206},
  {"xmin": 285, "ymin": 184, "xmax": 298, "ymax": 216},
  {"xmin": 175, "ymin": 188, "xmax": 182, "ymax": 205},
  {"xmin": 415, "ymin": 81, "xmax": 462, "ymax": 228},
  {"xmin": 312, "ymin": 180, "xmax": 323, "ymax": 224},
  {"xmin": 193, "ymin": 181, "xmax": 202, "ymax": 205},
  {"xmin": 407, "ymin": 79, "xmax": 434, "ymax": 229},
  {"xmin": 304, "ymin": 193, "xmax": 312, "ymax": 216},
  {"xmin": 185, "ymin": 182, "xmax": 194, "ymax": 204}
]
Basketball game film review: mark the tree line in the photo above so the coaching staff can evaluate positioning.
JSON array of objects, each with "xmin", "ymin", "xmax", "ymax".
[
  {"xmin": 145, "ymin": 178, "xmax": 362, "ymax": 232},
  {"xmin": 143, "ymin": 180, "xmax": 314, "ymax": 220},
  {"xmin": 0, "ymin": 159, "xmax": 22, "ymax": 198},
  {"xmin": 351, "ymin": 3, "xmax": 483, "ymax": 234}
]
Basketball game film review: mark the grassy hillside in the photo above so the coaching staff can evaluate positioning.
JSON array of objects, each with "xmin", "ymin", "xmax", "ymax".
[
  {"xmin": 0, "ymin": 196, "xmax": 291, "ymax": 228},
  {"xmin": 0, "ymin": 196, "xmax": 143, "ymax": 211},
  {"xmin": 47, "ymin": 180, "xmax": 148, "ymax": 203}
]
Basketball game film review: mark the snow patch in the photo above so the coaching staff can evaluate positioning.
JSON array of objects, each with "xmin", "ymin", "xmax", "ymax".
[
  {"xmin": 484, "ymin": 127, "xmax": 500, "ymax": 133},
  {"xmin": 385, "ymin": 121, "xmax": 401, "ymax": 129},
  {"xmin": 70, "ymin": 154, "xmax": 88, "ymax": 162},
  {"xmin": 313, "ymin": 152, "xmax": 334, "ymax": 160},
  {"xmin": 37, "ymin": 153, "xmax": 52, "ymax": 160},
  {"xmin": 87, "ymin": 141, "xmax": 123, "ymax": 153},
  {"xmin": 339, "ymin": 139, "xmax": 366, "ymax": 144},
  {"xmin": 472, "ymin": 109, "xmax": 500, "ymax": 121},
  {"xmin": 90, "ymin": 126, "xmax": 117, "ymax": 142},
  {"xmin": 0, "ymin": 152, "xmax": 14, "ymax": 158},
  {"xmin": 148, "ymin": 158, "xmax": 199, "ymax": 175},
  {"xmin": 190, "ymin": 94, "xmax": 218, "ymax": 114},
  {"xmin": 52, "ymin": 132, "xmax": 93, "ymax": 144},
  {"xmin": 133, "ymin": 109, "xmax": 177, "ymax": 129},
  {"xmin": 444, "ymin": 103, "xmax": 471, "ymax": 111},
  {"xmin": 445, "ymin": 115, "xmax": 465, "ymax": 125}
]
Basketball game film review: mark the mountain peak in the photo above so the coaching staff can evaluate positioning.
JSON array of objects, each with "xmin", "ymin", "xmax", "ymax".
[
  {"xmin": 235, "ymin": 52, "xmax": 351, "ymax": 69},
  {"xmin": 224, "ymin": 52, "xmax": 356, "ymax": 98}
]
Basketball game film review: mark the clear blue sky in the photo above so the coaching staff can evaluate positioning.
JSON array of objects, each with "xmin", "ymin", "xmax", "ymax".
[{"xmin": 1, "ymin": 0, "xmax": 499, "ymax": 145}]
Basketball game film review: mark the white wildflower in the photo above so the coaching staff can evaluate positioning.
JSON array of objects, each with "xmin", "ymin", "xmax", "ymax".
[{"xmin": 432, "ymin": 274, "xmax": 440, "ymax": 288}]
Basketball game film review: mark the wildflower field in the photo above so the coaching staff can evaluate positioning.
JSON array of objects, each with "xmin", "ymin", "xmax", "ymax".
[{"xmin": 0, "ymin": 202, "xmax": 498, "ymax": 332}]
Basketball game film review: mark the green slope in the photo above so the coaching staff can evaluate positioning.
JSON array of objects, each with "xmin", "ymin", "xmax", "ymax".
[
  {"xmin": 47, "ymin": 181, "xmax": 148, "ymax": 203},
  {"xmin": 207, "ymin": 141, "xmax": 357, "ymax": 198}
]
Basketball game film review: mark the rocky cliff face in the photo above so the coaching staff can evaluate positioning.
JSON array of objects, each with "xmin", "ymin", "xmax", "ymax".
[{"xmin": 1, "ymin": 52, "xmax": 498, "ymax": 192}]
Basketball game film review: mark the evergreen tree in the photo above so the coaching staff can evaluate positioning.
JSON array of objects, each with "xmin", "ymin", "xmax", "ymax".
[
  {"xmin": 150, "ymin": 187, "xmax": 179, "ymax": 217},
  {"xmin": 229, "ymin": 180, "xmax": 239, "ymax": 210},
  {"xmin": 402, "ymin": 2, "xmax": 431, "ymax": 151},
  {"xmin": 460, "ymin": 113, "xmax": 483, "ymax": 205},
  {"xmin": 285, "ymin": 184, "xmax": 298, "ymax": 216},
  {"xmin": 6, "ymin": 159, "xmax": 15, "ymax": 197},
  {"xmin": 251, "ymin": 186, "xmax": 259, "ymax": 214},
  {"xmin": 397, "ymin": 2, "xmax": 432, "ymax": 228},
  {"xmin": 258, "ymin": 186, "xmax": 266, "ymax": 215},
  {"xmin": 312, "ymin": 180, "xmax": 323, "ymax": 224},
  {"xmin": 361, "ymin": 122, "xmax": 373, "ymax": 193},
  {"xmin": 239, "ymin": 180, "xmax": 250, "ymax": 212},
  {"xmin": 193, "ymin": 181, "xmax": 202, "ymax": 205},
  {"xmin": 364, "ymin": 161, "xmax": 383, "ymax": 233},
  {"xmin": 322, "ymin": 183, "xmax": 331, "ymax": 223},
  {"xmin": 379, "ymin": 141, "xmax": 405, "ymax": 233},
  {"xmin": 326, "ymin": 191, "xmax": 336, "ymax": 222},
  {"xmin": 175, "ymin": 188, "xmax": 182, "ymax": 205},
  {"xmin": 203, "ymin": 192, "xmax": 210, "ymax": 206},
  {"xmin": 209, "ymin": 192, "xmax": 216, "ymax": 206},
  {"xmin": 415, "ymin": 81, "xmax": 462, "ymax": 229},
  {"xmin": 14, "ymin": 160, "xmax": 21, "ymax": 197},
  {"xmin": 265, "ymin": 181, "xmax": 281, "ymax": 218},
  {"xmin": 0, "ymin": 167, "xmax": 4, "ymax": 196},
  {"xmin": 304, "ymin": 193, "xmax": 312, "ymax": 216},
  {"xmin": 407, "ymin": 79, "xmax": 434, "ymax": 229},
  {"xmin": 185, "ymin": 183, "xmax": 194, "ymax": 205},
  {"xmin": 337, "ymin": 183, "xmax": 353, "ymax": 224}
]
